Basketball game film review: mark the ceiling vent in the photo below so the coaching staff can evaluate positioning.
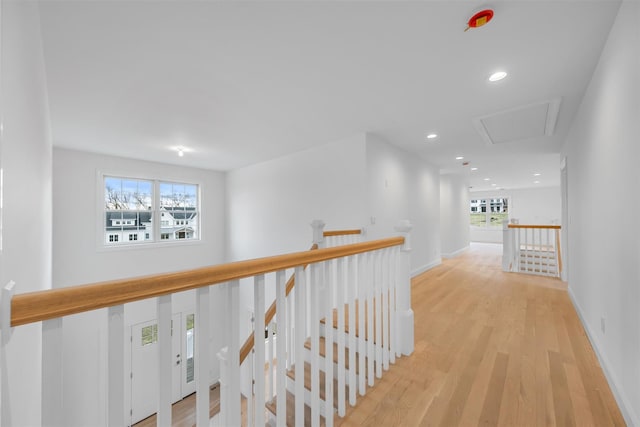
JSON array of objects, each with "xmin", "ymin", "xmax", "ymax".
[{"xmin": 473, "ymin": 98, "xmax": 562, "ymax": 145}]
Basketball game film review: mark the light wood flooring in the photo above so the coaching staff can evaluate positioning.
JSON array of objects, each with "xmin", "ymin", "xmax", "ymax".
[
  {"xmin": 338, "ymin": 243, "xmax": 625, "ymax": 426},
  {"xmin": 136, "ymin": 242, "xmax": 625, "ymax": 426}
]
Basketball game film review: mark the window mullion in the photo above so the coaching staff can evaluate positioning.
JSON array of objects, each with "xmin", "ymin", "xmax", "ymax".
[{"xmin": 154, "ymin": 180, "xmax": 160, "ymax": 242}]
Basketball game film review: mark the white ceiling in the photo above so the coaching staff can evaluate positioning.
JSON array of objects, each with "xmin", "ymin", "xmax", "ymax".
[{"xmin": 37, "ymin": 0, "xmax": 621, "ymax": 192}]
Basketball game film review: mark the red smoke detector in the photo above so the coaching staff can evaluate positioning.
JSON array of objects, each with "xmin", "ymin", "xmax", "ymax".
[{"xmin": 465, "ymin": 9, "xmax": 494, "ymax": 32}]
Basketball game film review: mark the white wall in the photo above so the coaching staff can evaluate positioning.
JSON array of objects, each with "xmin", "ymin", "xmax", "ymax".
[
  {"xmin": 226, "ymin": 134, "xmax": 368, "ymax": 338},
  {"xmin": 562, "ymin": 2, "xmax": 639, "ymax": 425},
  {"xmin": 226, "ymin": 134, "xmax": 367, "ymax": 262},
  {"xmin": 439, "ymin": 174, "xmax": 470, "ymax": 257},
  {"xmin": 365, "ymin": 134, "xmax": 441, "ymax": 275},
  {"xmin": 53, "ymin": 148, "xmax": 227, "ymax": 426},
  {"xmin": 0, "ymin": 1, "xmax": 52, "ymax": 425},
  {"xmin": 226, "ymin": 132, "xmax": 442, "ymax": 341},
  {"xmin": 470, "ymin": 186, "xmax": 561, "ymax": 243}
]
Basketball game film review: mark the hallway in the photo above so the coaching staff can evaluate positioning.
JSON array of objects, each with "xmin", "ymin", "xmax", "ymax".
[{"xmin": 339, "ymin": 243, "xmax": 625, "ymax": 426}]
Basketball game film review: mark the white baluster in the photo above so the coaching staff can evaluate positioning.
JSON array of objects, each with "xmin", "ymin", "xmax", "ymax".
[
  {"xmin": 275, "ymin": 271, "xmax": 287, "ymax": 427},
  {"xmin": 357, "ymin": 254, "xmax": 366, "ymax": 396},
  {"xmin": 228, "ymin": 280, "xmax": 241, "ymax": 426},
  {"xmin": 217, "ymin": 347, "xmax": 229, "ymax": 427},
  {"xmin": 254, "ymin": 275, "xmax": 266, "ymax": 427},
  {"xmin": 347, "ymin": 255, "xmax": 357, "ymax": 406},
  {"xmin": 267, "ymin": 321, "xmax": 274, "ymax": 402},
  {"xmin": 294, "ymin": 266, "xmax": 306, "ymax": 427},
  {"xmin": 390, "ymin": 247, "xmax": 399, "ymax": 361},
  {"xmin": 337, "ymin": 258, "xmax": 346, "ymax": 417},
  {"xmin": 394, "ymin": 220, "xmax": 414, "ymax": 356},
  {"xmin": 366, "ymin": 251, "xmax": 375, "ymax": 387},
  {"xmin": 382, "ymin": 249, "xmax": 390, "ymax": 371},
  {"xmin": 375, "ymin": 250, "xmax": 382, "ymax": 379},
  {"xmin": 157, "ymin": 295, "xmax": 172, "ymax": 426},
  {"xmin": 324, "ymin": 260, "xmax": 335, "ymax": 426},
  {"xmin": 195, "ymin": 287, "xmax": 210, "ymax": 427},
  {"xmin": 310, "ymin": 264, "xmax": 320, "ymax": 427},
  {"xmin": 247, "ymin": 350, "xmax": 254, "ymax": 427},
  {"xmin": 287, "ymin": 277, "xmax": 294, "ymax": 370},
  {"xmin": 107, "ymin": 305, "xmax": 124, "ymax": 427}
]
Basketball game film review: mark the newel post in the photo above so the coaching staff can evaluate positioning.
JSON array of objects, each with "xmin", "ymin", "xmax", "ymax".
[
  {"xmin": 1, "ymin": 281, "xmax": 16, "ymax": 427},
  {"xmin": 394, "ymin": 220, "xmax": 414, "ymax": 356},
  {"xmin": 311, "ymin": 219, "xmax": 326, "ymax": 248},
  {"xmin": 502, "ymin": 219, "xmax": 512, "ymax": 272}
]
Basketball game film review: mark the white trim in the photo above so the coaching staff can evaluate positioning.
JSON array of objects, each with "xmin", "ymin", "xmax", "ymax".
[
  {"xmin": 568, "ymin": 287, "xmax": 639, "ymax": 427},
  {"xmin": 411, "ymin": 259, "xmax": 441, "ymax": 278},
  {"xmin": 441, "ymin": 245, "xmax": 470, "ymax": 259}
]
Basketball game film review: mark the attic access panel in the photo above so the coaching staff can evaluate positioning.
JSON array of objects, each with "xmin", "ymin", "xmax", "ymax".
[{"xmin": 473, "ymin": 98, "xmax": 562, "ymax": 145}]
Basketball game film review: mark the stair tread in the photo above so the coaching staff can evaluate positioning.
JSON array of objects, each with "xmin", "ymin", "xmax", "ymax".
[
  {"xmin": 266, "ymin": 390, "xmax": 328, "ymax": 427},
  {"xmin": 319, "ymin": 300, "xmax": 381, "ymax": 343},
  {"xmin": 304, "ymin": 336, "xmax": 361, "ymax": 374},
  {"xmin": 287, "ymin": 362, "xmax": 349, "ymax": 409}
]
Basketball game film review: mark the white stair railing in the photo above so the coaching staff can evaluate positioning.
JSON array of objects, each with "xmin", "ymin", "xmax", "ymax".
[
  {"xmin": 220, "ymin": 220, "xmax": 411, "ymax": 426},
  {"xmin": 502, "ymin": 222, "xmax": 562, "ymax": 278},
  {"xmin": 0, "ymin": 220, "xmax": 412, "ymax": 427}
]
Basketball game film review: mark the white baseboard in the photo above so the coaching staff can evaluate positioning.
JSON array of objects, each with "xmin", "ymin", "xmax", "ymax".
[
  {"xmin": 568, "ymin": 287, "xmax": 639, "ymax": 427},
  {"xmin": 441, "ymin": 245, "xmax": 470, "ymax": 259},
  {"xmin": 411, "ymin": 259, "xmax": 441, "ymax": 277}
]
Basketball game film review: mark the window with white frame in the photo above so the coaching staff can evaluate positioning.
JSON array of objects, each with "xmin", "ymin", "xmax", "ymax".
[
  {"xmin": 103, "ymin": 176, "xmax": 200, "ymax": 246},
  {"xmin": 470, "ymin": 198, "xmax": 509, "ymax": 227}
]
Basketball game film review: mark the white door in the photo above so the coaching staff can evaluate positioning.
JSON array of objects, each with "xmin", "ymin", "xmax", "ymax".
[{"xmin": 130, "ymin": 312, "xmax": 195, "ymax": 425}]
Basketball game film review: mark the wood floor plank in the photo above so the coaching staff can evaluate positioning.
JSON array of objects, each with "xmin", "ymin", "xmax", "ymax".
[{"xmin": 479, "ymin": 352, "xmax": 509, "ymax": 427}]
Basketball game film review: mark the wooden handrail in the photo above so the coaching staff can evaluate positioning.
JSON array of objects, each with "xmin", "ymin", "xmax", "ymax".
[
  {"xmin": 507, "ymin": 224, "xmax": 561, "ymax": 230},
  {"xmin": 323, "ymin": 229, "xmax": 362, "ymax": 237},
  {"xmin": 238, "ymin": 243, "xmax": 318, "ymax": 364},
  {"xmin": 10, "ymin": 237, "xmax": 404, "ymax": 327}
]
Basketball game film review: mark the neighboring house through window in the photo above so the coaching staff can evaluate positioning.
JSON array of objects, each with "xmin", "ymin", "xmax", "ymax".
[
  {"xmin": 470, "ymin": 198, "xmax": 509, "ymax": 227},
  {"xmin": 103, "ymin": 175, "xmax": 200, "ymax": 246}
]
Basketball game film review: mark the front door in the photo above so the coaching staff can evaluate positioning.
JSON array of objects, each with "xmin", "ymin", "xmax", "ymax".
[{"xmin": 130, "ymin": 312, "xmax": 195, "ymax": 425}]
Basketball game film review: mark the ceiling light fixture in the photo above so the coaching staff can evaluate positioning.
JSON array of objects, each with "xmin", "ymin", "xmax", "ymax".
[
  {"xmin": 484, "ymin": 178, "xmax": 490, "ymax": 181},
  {"xmin": 177, "ymin": 147, "xmax": 185, "ymax": 157},
  {"xmin": 456, "ymin": 156, "xmax": 464, "ymax": 160},
  {"xmin": 471, "ymin": 167, "xmax": 478, "ymax": 171},
  {"xmin": 489, "ymin": 71, "xmax": 508, "ymax": 82},
  {"xmin": 534, "ymin": 180, "xmax": 540, "ymax": 184},
  {"xmin": 426, "ymin": 133, "xmax": 438, "ymax": 139},
  {"xmin": 533, "ymin": 173, "xmax": 541, "ymax": 176}
]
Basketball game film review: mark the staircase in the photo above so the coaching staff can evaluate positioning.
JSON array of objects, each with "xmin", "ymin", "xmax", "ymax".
[
  {"xmin": 265, "ymin": 300, "xmax": 377, "ymax": 426},
  {"xmin": 216, "ymin": 220, "xmax": 415, "ymax": 427}
]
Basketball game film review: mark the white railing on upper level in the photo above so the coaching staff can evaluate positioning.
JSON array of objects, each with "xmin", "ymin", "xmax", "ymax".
[
  {"xmin": 218, "ymin": 220, "xmax": 413, "ymax": 426},
  {"xmin": 502, "ymin": 220, "xmax": 562, "ymax": 278},
  {"xmin": 0, "ymin": 219, "xmax": 413, "ymax": 427}
]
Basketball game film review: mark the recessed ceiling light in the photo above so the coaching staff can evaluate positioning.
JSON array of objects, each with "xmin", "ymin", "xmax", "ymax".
[
  {"xmin": 471, "ymin": 167, "xmax": 478, "ymax": 171},
  {"xmin": 489, "ymin": 71, "xmax": 508, "ymax": 82},
  {"xmin": 455, "ymin": 156, "xmax": 464, "ymax": 160},
  {"xmin": 426, "ymin": 133, "xmax": 438, "ymax": 139},
  {"xmin": 484, "ymin": 178, "xmax": 490, "ymax": 181},
  {"xmin": 534, "ymin": 180, "xmax": 540, "ymax": 184},
  {"xmin": 533, "ymin": 173, "xmax": 541, "ymax": 176},
  {"xmin": 491, "ymin": 183, "xmax": 497, "ymax": 186}
]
